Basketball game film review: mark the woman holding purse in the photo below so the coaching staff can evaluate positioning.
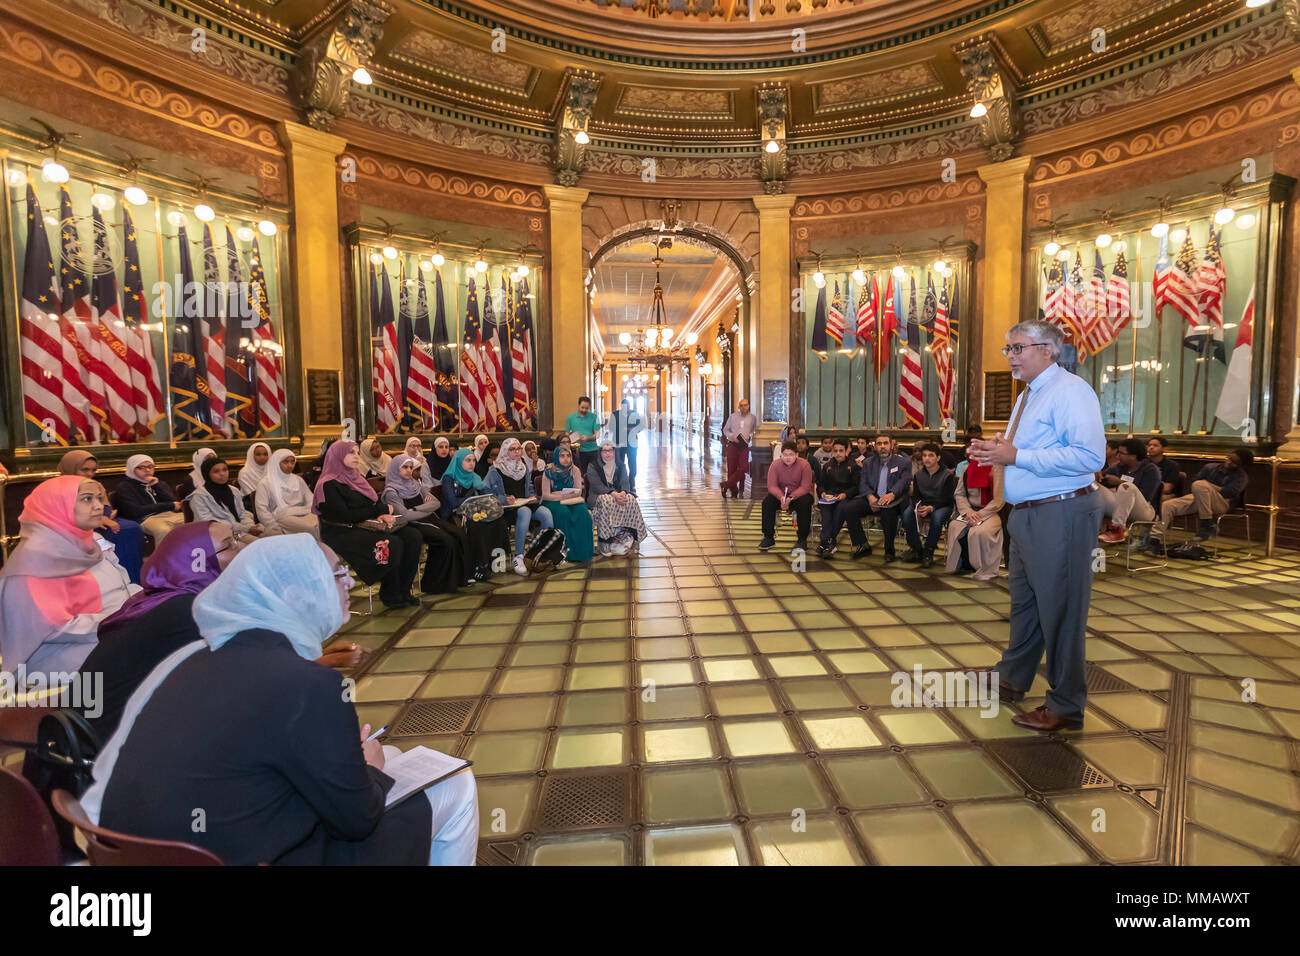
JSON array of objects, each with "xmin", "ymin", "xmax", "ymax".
[{"xmin": 440, "ymin": 448, "xmax": 509, "ymax": 582}]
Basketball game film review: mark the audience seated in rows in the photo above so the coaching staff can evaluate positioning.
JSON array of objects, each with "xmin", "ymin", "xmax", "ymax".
[
  {"xmin": 1097, "ymin": 438, "xmax": 1161, "ymax": 543},
  {"xmin": 486, "ymin": 438, "xmax": 554, "ymax": 574},
  {"xmin": 1142, "ymin": 446, "xmax": 1254, "ymax": 553}
]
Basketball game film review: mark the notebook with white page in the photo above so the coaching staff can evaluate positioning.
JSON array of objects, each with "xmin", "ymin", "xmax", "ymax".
[{"xmin": 382, "ymin": 746, "xmax": 472, "ymax": 809}]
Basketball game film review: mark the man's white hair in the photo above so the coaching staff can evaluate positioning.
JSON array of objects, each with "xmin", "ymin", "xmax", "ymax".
[{"xmin": 1007, "ymin": 319, "xmax": 1063, "ymax": 359}]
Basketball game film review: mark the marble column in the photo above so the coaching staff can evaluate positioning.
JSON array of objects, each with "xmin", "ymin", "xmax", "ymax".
[
  {"xmin": 543, "ymin": 184, "xmax": 590, "ymax": 431},
  {"xmin": 976, "ymin": 155, "xmax": 1033, "ymax": 426},
  {"xmin": 751, "ymin": 193, "xmax": 798, "ymax": 497}
]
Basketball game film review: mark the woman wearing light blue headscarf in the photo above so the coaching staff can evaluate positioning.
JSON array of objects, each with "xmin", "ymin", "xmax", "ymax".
[
  {"xmin": 440, "ymin": 447, "xmax": 508, "ymax": 582},
  {"xmin": 486, "ymin": 438, "xmax": 554, "ymax": 575},
  {"xmin": 80, "ymin": 535, "xmax": 479, "ymax": 866},
  {"xmin": 540, "ymin": 443, "xmax": 594, "ymax": 563}
]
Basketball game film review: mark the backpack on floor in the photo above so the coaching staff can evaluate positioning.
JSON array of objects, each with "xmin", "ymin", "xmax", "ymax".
[
  {"xmin": 608, "ymin": 529, "xmax": 636, "ymax": 555},
  {"xmin": 524, "ymin": 528, "xmax": 567, "ymax": 573}
]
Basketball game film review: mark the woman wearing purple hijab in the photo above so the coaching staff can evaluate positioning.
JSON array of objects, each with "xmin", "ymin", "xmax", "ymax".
[{"xmin": 77, "ymin": 522, "xmax": 367, "ymax": 741}]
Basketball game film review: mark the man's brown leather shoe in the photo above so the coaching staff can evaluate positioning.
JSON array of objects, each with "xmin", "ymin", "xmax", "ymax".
[
  {"xmin": 971, "ymin": 667, "xmax": 1024, "ymax": 703},
  {"xmin": 1010, "ymin": 705, "xmax": 1083, "ymax": 732}
]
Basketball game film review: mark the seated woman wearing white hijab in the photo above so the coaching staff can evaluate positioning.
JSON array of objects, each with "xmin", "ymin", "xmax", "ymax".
[
  {"xmin": 80, "ymin": 535, "xmax": 480, "ymax": 866},
  {"xmin": 255, "ymin": 449, "xmax": 320, "ymax": 539},
  {"xmin": 237, "ymin": 441, "xmax": 272, "ymax": 499},
  {"xmin": 111, "ymin": 454, "xmax": 185, "ymax": 542}
]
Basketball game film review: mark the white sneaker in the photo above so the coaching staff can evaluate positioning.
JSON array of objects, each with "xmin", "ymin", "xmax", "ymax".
[{"xmin": 513, "ymin": 556, "xmax": 527, "ymax": 576}]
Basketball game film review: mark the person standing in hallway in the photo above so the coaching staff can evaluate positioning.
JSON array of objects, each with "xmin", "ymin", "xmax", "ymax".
[
  {"xmin": 565, "ymin": 396, "xmax": 601, "ymax": 477},
  {"xmin": 721, "ymin": 398, "xmax": 757, "ymax": 499},
  {"xmin": 969, "ymin": 319, "xmax": 1105, "ymax": 733},
  {"xmin": 605, "ymin": 397, "xmax": 642, "ymax": 494}
]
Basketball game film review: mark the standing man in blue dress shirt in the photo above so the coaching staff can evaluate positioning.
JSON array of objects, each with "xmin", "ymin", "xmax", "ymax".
[{"xmin": 969, "ymin": 320, "xmax": 1105, "ymax": 732}]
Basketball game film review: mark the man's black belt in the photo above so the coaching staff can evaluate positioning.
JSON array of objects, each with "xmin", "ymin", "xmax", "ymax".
[{"xmin": 1011, "ymin": 483, "xmax": 1098, "ymax": 511}]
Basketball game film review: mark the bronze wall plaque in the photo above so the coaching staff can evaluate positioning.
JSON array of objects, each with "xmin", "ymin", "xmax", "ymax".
[{"xmin": 306, "ymin": 368, "xmax": 342, "ymax": 427}]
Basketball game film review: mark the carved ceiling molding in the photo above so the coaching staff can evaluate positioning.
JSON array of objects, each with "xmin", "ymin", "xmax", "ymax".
[
  {"xmin": 292, "ymin": 0, "xmax": 390, "ymax": 131},
  {"xmin": 582, "ymin": 149, "xmax": 762, "ymax": 181},
  {"xmin": 0, "ymin": 20, "xmax": 283, "ymax": 156},
  {"xmin": 756, "ymin": 81, "xmax": 789, "ymax": 194},
  {"xmin": 1030, "ymin": 83, "xmax": 1300, "ymax": 182},
  {"xmin": 341, "ymin": 93, "xmax": 552, "ymax": 166},
  {"xmin": 789, "ymin": 123, "xmax": 985, "ymax": 177},
  {"xmin": 345, "ymin": 151, "xmax": 546, "ymax": 209},
  {"xmin": 955, "ymin": 33, "xmax": 1020, "ymax": 161},
  {"xmin": 553, "ymin": 67, "xmax": 601, "ymax": 187},
  {"xmin": 792, "ymin": 175, "xmax": 984, "ymax": 218}
]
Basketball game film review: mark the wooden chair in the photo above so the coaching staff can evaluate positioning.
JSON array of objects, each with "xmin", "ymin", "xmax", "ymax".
[
  {"xmin": 0, "ymin": 766, "xmax": 61, "ymax": 865},
  {"xmin": 50, "ymin": 790, "xmax": 225, "ymax": 866}
]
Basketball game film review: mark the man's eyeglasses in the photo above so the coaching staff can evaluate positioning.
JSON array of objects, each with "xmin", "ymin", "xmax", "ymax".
[{"xmin": 1001, "ymin": 342, "xmax": 1052, "ymax": 357}]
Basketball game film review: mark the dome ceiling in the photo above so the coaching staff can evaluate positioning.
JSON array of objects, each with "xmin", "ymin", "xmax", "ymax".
[{"xmin": 194, "ymin": 0, "xmax": 1258, "ymax": 145}]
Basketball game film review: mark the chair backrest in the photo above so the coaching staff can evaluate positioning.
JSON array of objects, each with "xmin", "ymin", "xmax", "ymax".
[
  {"xmin": 50, "ymin": 790, "xmax": 226, "ymax": 866},
  {"xmin": 0, "ymin": 767, "xmax": 62, "ymax": 865}
]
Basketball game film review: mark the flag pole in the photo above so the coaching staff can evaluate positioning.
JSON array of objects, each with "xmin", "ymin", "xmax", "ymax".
[
  {"xmin": 832, "ymin": 348, "xmax": 839, "ymax": 430},
  {"xmin": 1185, "ymin": 348, "xmax": 1201, "ymax": 435},
  {"xmin": 1130, "ymin": 233, "xmax": 1139, "ymax": 435},
  {"xmin": 1200, "ymin": 337, "xmax": 1210, "ymax": 434},
  {"xmin": 1176, "ymin": 313, "xmax": 1187, "ymax": 433}
]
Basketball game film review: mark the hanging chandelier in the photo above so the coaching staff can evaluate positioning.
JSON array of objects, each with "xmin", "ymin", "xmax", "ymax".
[{"xmin": 617, "ymin": 240, "xmax": 698, "ymax": 371}]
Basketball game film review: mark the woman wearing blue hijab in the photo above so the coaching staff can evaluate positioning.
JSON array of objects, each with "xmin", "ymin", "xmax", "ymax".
[
  {"xmin": 539, "ymin": 444, "xmax": 594, "ymax": 563},
  {"xmin": 440, "ymin": 448, "xmax": 509, "ymax": 581}
]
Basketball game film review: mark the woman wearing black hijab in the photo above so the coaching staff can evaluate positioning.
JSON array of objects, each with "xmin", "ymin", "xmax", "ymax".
[
  {"xmin": 189, "ymin": 457, "xmax": 263, "ymax": 537},
  {"xmin": 426, "ymin": 436, "xmax": 454, "ymax": 482}
]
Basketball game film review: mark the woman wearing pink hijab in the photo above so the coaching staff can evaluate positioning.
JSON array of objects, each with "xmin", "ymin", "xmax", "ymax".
[
  {"xmin": 0, "ymin": 475, "xmax": 140, "ymax": 676},
  {"xmin": 313, "ymin": 440, "xmax": 424, "ymax": 610}
]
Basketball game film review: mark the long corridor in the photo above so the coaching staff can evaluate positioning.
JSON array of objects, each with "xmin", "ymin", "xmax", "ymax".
[{"xmin": 339, "ymin": 432, "xmax": 1300, "ymax": 866}]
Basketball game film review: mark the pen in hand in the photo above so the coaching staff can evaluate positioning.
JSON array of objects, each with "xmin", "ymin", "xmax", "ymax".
[{"xmin": 365, "ymin": 724, "xmax": 388, "ymax": 742}]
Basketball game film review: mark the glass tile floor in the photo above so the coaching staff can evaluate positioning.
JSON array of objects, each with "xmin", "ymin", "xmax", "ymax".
[{"xmin": 89, "ymin": 434, "xmax": 1293, "ymax": 866}]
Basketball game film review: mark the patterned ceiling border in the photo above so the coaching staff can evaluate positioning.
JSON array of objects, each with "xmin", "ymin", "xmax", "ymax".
[
  {"xmin": 1025, "ymin": 0, "xmax": 1184, "ymax": 59},
  {"xmin": 613, "ymin": 85, "xmax": 736, "ymax": 122},
  {"xmin": 344, "ymin": 150, "xmax": 546, "ymax": 209},
  {"xmin": 792, "ymin": 175, "xmax": 984, "ymax": 218},
  {"xmin": 0, "ymin": 19, "xmax": 283, "ymax": 156},
  {"xmin": 810, "ymin": 62, "xmax": 944, "ymax": 116},
  {"xmin": 388, "ymin": 30, "xmax": 539, "ymax": 99},
  {"xmin": 1029, "ymin": 83, "xmax": 1300, "ymax": 182},
  {"xmin": 582, "ymin": 149, "xmax": 761, "ymax": 181},
  {"xmin": 789, "ymin": 123, "xmax": 985, "ymax": 177}
]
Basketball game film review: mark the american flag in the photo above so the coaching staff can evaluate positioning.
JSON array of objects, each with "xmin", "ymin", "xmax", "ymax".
[
  {"xmin": 246, "ymin": 236, "xmax": 286, "ymax": 434},
  {"xmin": 369, "ymin": 260, "xmax": 402, "ymax": 433},
  {"xmin": 931, "ymin": 274, "xmax": 955, "ymax": 419},
  {"xmin": 1043, "ymin": 258, "xmax": 1065, "ymax": 322},
  {"xmin": 430, "ymin": 270, "xmax": 459, "ymax": 430},
  {"xmin": 512, "ymin": 276, "xmax": 536, "ymax": 427},
  {"xmin": 19, "ymin": 182, "xmax": 86, "ymax": 444},
  {"xmin": 200, "ymin": 224, "xmax": 229, "ymax": 437},
  {"xmin": 120, "ymin": 206, "xmax": 165, "ymax": 439},
  {"xmin": 480, "ymin": 279, "xmax": 508, "ymax": 430},
  {"xmin": 1187, "ymin": 226, "xmax": 1226, "ymax": 364},
  {"xmin": 899, "ymin": 273, "xmax": 924, "ymax": 429},
  {"xmin": 399, "ymin": 264, "xmax": 438, "ymax": 429},
  {"xmin": 495, "ymin": 271, "xmax": 517, "ymax": 427},
  {"xmin": 59, "ymin": 188, "xmax": 108, "ymax": 442},
  {"xmin": 458, "ymin": 276, "xmax": 488, "ymax": 432},
  {"xmin": 1152, "ymin": 233, "xmax": 1172, "ymax": 320},
  {"xmin": 1166, "ymin": 232, "xmax": 1201, "ymax": 327},
  {"xmin": 856, "ymin": 275, "xmax": 876, "ymax": 341},
  {"xmin": 827, "ymin": 280, "xmax": 846, "ymax": 346},
  {"xmin": 1080, "ymin": 248, "xmax": 1114, "ymax": 358},
  {"xmin": 1061, "ymin": 250, "xmax": 1086, "ymax": 346},
  {"xmin": 88, "ymin": 204, "xmax": 142, "ymax": 441},
  {"xmin": 1106, "ymin": 247, "xmax": 1132, "ymax": 336}
]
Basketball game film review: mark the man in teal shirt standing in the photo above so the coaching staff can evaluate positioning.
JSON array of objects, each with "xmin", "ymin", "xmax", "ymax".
[{"xmin": 565, "ymin": 396, "xmax": 600, "ymax": 476}]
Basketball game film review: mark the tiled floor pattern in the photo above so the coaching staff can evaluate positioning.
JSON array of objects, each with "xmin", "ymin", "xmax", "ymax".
[{"xmin": 320, "ymin": 435, "xmax": 1300, "ymax": 865}]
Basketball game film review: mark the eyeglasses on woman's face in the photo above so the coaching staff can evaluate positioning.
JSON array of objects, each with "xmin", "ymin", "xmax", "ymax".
[{"xmin": 1001, "ymin": 342, "xmax": 1051, "ymax": 357}]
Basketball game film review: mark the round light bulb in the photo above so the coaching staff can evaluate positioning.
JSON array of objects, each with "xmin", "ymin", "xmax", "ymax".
[
  {"xmin": 645, "ymin": 328, "xmax": 658, "ymax": 345},
  {"xmin": 236, "ymin": 226, "xmax": 256, "ymax": 242},
  {"xmin": 812, "ymin": 270, "xmax": 824, "ymax": 286},
  {"xmin": 1043, "ymin": 240, "xmax": 1060, "ymax": 256},
  {"xmin": 258, "ymin": 219, "xmax": 278, "ymax": 236},
  {"xmin": 851, "ymin": 268, "xmax": 866, "ymax": 285},
  {"xmin": 369, "ymin": 252, "xmax": 383, "ymax": 265},
  {"xmin": 382, "ymin": 245, "xmax": 397, "ymax": 259},
  {"xmin": 475, "ymin": 259, "xmax": 487, "ymax": 273},
  {"xmin": 702, "ymin": 363, "xmax": 713, "ymax": 375},
  {"xmin": 124, "ymin": 185, "xmax": 148, "ymax": 206},
  {"xmin": 419, "ymin": 259, "xmax": 432, "ymax": 272},
  {"xmin": 660, "ymin": 328, "xmax": 673, "ymax": 342},
  {"xmin": 1150, "ymin": 222, "xmax": 1169, "ymax": 238},
  {"xmin": 1214, "ymin": 206, "xmax": 1235, "ymax": 226},
  {"xmin": 40, "ymin": 158, "xmax": 68, "ymax": 184},
  {"xmin": 516, "ymin": 263, "xmax": 529, "ymax": 277},
  {"xmin": 943, "ymin": 267, "xmax": 953, "ymax": 278},
  {"xmin": 5, "ymin": 168, "xmax": 24, "ymax": 187},
  {"xmin": 431, "ymin": 252, "xmax": 445, "ymax": 267},
  {"xmin": 166, "ymin": 210, "xmax": 185, "ymax": 227},
  {"xmin": 1095, "ymin": 233, "xmax": 1112, "ymax": 249},
  {"xmin": 764, "ymin": 140, "xmax": 780, "ymax": 154},
  {"xmin": 892, "ymin": 265, "xmax": 905, "ymax": 278},
  {"xmin": 932, "ymin": 259, "xmax": 947, "ymax": 273},
  {"xmin": 90, "ymin": 191, "xmax": 115, "ymax": 211},
  {"xmin": 574, "ymin": 130, "xmax": 590, "ymax": 145},
  {"xmin": 1170, "ymin": 227, "xmax": 1187, "ymax": 243},
  {"xmin": 1114, "ymin": 240, "xmax": 1127, "ymax": 253},
  {"xmin": 653, "ymin": 374, "xmax": 660, "ymax": 382},
  {"xmin": 619, "ymin": 332, "xmax": 632, "ymax": 346},
  {"xmin": 970, "ymin": 102, "xmax": 987, "ymax": 118},
  {"xmin": 194, "ymin": 203, "xmax": 215, "ymax": 222},
  {"xmin": 1056, "ymin": 248, "xmax": 1071, "ymax": 261},
  {"xmin": 1236, "ymin": 213, "xmax": 1257, "ymax": 230},
  {"xmin": 353, "ymin": 67, "xmax": 372, "ymax": 85},
  {"xmin": 684, "ymin": 332, "xmax": 698, "ymax": 345}
]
